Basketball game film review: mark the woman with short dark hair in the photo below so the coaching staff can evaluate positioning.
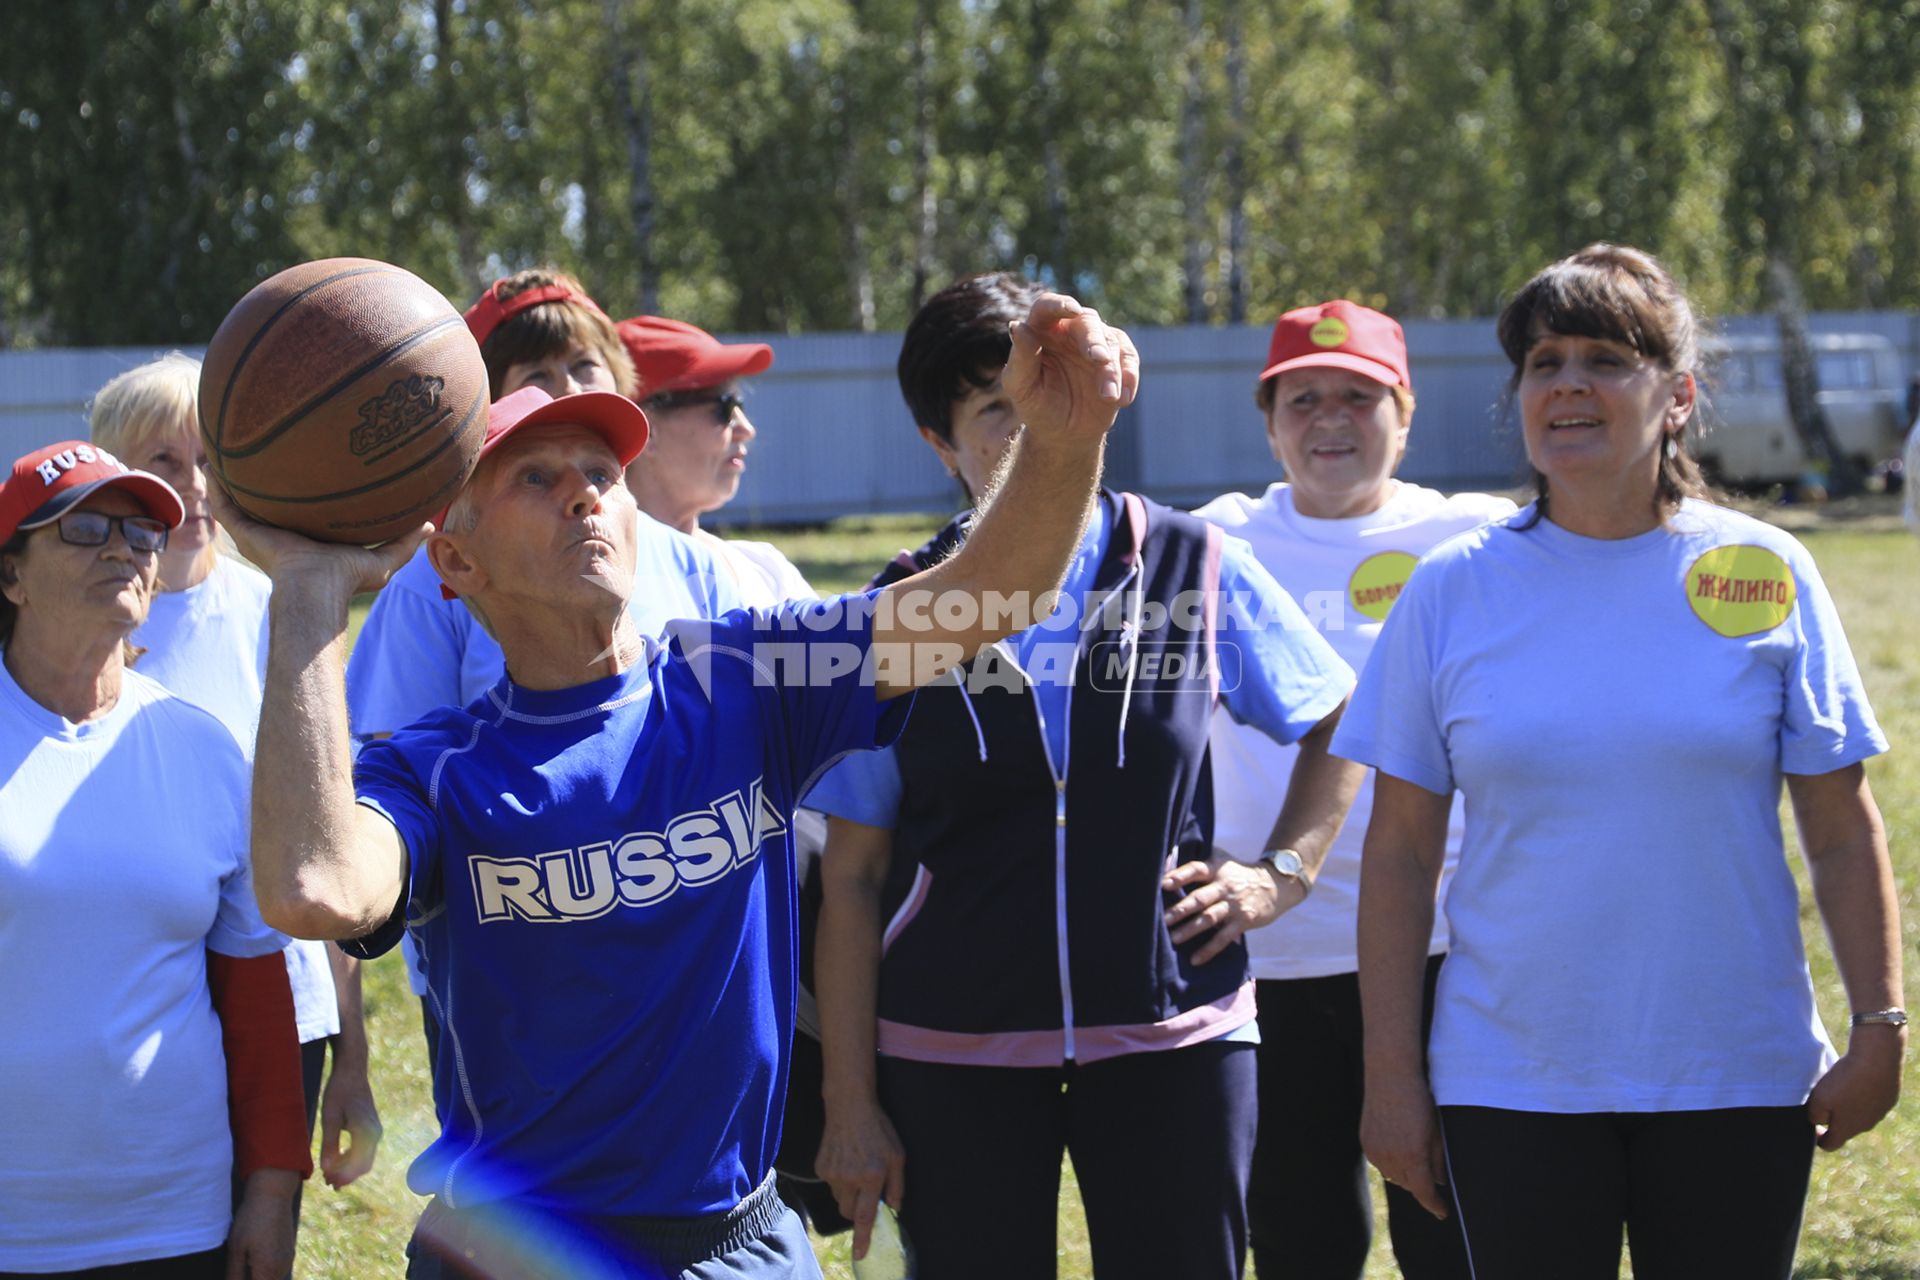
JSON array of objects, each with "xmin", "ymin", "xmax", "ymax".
[
  {"xmin": 1343, "ymin": 244, "xmax": 1904, "ymax": 1279},
  {"xmin": 812, "ymin": 272, "xmax": 1365, "ymax": 1280}
]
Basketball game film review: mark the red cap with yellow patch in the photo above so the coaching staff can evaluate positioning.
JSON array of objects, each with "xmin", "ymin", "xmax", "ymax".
[{"xmin": 1258, "ymin": 300, "xmax": 1410, "ymax": 391}]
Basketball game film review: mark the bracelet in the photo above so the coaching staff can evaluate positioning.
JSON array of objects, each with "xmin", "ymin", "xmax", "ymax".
[{"xmin": 1850, "ymin": 1008, "xmax": 1909, "ymax": 1028}]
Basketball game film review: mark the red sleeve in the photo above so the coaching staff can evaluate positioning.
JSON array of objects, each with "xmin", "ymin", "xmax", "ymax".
[{"xmin": 205, "ymin": 949, "xmax": 314, "ymax": 1180}]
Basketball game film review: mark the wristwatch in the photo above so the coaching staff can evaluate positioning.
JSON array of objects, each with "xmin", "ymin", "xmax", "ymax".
[
  {"xmin": 1850, "ymin": 1008, "xmax": 1909, "ymax": 1029},
  {"xmin": 1259, "ymin": 847, "xmax": 1313, "ymax": 898}
]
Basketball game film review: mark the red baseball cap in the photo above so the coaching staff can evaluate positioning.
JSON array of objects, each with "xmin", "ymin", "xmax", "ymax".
[
  {"xmin": 436, "ymin": 387, "xmax": 650, "ymax": 525},
  {"xmin": 1259, "ymin": 300, "xmax": 1410, "ymax": 390},
  {"xmin": 0, "ymin": 441, "xmax": 184, "ymax": 545},
  {"xmin": 616, "ymin": 316, "xmax": 773, "ymax": 398},
  {"xmin": 464, "ymin": 278, "xmax": 611, "ymax": 347},
  {"xmin": 432, "ymin": 388, "xmax": 651, "ymax": 599}
]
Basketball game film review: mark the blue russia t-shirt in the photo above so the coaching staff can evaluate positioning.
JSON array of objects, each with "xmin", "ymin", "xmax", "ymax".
[{"xmin": 351, "ymin": 598, "xmax": 910, "ymax": 1217}]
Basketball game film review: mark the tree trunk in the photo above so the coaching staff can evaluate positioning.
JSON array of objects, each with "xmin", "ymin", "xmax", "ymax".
[
  {"xmin": 604, "ymin": 0, "xmax": 658, "ymax": 314},
  {"xmin": 1222, "ymin": 0, "xmax": 1248, "ymax": 323},
  {"xmin": 1180, "ymin": 0, "xmax": 1209, "ymax": 324},
  {"xmin": 909, "ymin": 0, "xmax": 938, "ymax": 309},
  {"xmin": 1767, "ymin": 253, "xmax": 1862, "ymax": 496},
  {"xmin": 432, "ymin": 0, "xmax": 478, "ymax": 292},
  {"xmin": 839, "ymin": 3, "xmax": 876, "ymax": 332},
  {"xmin": 1028, "ymin": 0, "xmax": 1072, "ymax": 288}
]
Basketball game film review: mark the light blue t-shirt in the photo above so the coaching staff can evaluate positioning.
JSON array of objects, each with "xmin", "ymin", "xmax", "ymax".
[
  {"xmin": 0, "ymin": 664, "xmax": 284, "ymax": 1271},
  {"xmin": 809, "ymin": 502, "xmax": 1352, "ymax": 827},
  {"xmin": 1332, "ymin": 500, "xmax": 1886, "ymax": 1113}
]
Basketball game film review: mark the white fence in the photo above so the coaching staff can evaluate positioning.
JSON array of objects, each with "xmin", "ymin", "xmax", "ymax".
[{"xmin": 5, "ymin": 311, "xmax": 1914, "ymax": 524}]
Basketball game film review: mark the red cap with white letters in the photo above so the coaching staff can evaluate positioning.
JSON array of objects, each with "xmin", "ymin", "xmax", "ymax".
[{"xmin": 0, "ymin": 441, "xmax": 185, "ymax": 544}]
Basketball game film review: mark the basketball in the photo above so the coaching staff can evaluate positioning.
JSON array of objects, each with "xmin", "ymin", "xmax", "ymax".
[{"xmin": 199, "ymin": 257, "xmax": 489, "ymax": 544}]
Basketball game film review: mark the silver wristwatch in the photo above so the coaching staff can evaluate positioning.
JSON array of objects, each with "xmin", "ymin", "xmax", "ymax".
[
  {"xmin": 1850, "ymin": 1008, "xmax": 1909, "ymax": 1029},
  {"xmin": 1259, "ymin": 847, "xmax": 1313, "ymax": 898}
]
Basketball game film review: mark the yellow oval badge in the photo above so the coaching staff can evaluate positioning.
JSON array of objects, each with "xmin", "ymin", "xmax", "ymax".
[
  {"xmin": 1309, "ymin": 317, "xmax": 1349, "ymax": 347},
  {"xmin": 1348, "ymin": 551, "xmax": 1419, "ymax": 621},
  {"xmin": 1685, "ymin": 544, "xmax": 1796, "ymax": 637}
]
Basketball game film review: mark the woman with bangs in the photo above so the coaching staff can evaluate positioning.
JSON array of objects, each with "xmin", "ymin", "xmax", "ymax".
[{"xmin": 1337, "ymin": 244, "xmax": 1904, "ymax": 1278}]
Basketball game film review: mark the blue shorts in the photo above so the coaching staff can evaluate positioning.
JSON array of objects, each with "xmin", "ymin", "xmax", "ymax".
[{"xmin": 404, "ymin": 1175, "xmax": 821, "ymax": 1280}]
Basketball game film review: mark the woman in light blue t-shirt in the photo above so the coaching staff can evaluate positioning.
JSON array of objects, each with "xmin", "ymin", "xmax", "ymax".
[{"xmin": 1338, "ymin": 244, "xmax": 1905, "ymax": 1280}]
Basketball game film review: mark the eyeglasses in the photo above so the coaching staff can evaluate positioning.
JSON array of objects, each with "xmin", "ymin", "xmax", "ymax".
[
  {"xmin": 647, "ymin": 390, "xmax": 746, "ymax": 426},
  {"xmin": 53, "ymin": 510, "xmax": 169, "ymax": 553}
]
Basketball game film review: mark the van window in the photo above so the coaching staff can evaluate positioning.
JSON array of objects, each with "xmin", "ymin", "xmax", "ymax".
[{"xmin": 1816, "ymin": 352, "xmax": 1875, "ymax": 390}]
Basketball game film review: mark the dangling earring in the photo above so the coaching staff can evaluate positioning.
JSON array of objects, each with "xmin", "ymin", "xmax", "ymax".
[{"xmin": 1664, "ymin": 435, "xmax": 1678, "ymax": 460}]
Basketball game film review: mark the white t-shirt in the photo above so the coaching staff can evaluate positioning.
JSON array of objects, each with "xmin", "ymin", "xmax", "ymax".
[
  {"xmin": 1194, "ymin": 482, "xmax": 1516, "ymax": 980},
  {"xmin": 1332, "ymin": 500, "xmax": 1885, "ymax": 1112},
  {"xmin": 134, "ymin": 558, "xmax": 340, "ymax": 1043},
  {"xmin": 698, "ymin": 529, "xmax": 818, "ymax": 608},
  {"xmin": 0, "ymin": 662, "xmax": 285, "ymax": 1271}
]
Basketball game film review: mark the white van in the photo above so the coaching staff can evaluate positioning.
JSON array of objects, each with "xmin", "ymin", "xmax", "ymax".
[{"xmin": 1697, "ymin": 333, "xmax": 1912, "ymax": 487}]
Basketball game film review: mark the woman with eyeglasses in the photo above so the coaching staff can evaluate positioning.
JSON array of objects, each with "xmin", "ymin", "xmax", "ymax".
[
  {"xmin": 0, "ymin": 442, "xmax": 310, "ymax": 1278},
  {"xmin": 618, "ymin": 315, "xmax": 815, "ymax": 607}
]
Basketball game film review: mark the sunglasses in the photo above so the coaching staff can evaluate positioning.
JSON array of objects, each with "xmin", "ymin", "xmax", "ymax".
[
  {"xmin": 648, "ymin": 390, "xmax": 746, "ymax": 426},
  {"xmin": 52, "ymin": 510, "xmax": 169, "ymax": 553}
]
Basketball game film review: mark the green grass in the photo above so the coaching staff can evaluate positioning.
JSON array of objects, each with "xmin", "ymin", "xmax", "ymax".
[{"xmin": 303, "ymin": 513, "xmax": 1920, "ymax": 1279}]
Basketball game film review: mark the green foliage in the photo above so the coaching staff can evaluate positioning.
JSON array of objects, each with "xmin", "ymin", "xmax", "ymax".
[{"xmin": 2, "ymin": 0, "xmax": 1918, "ymax": 344}]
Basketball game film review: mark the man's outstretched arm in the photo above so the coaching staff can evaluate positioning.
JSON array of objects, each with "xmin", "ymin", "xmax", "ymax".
[{"xmin": 870, "ymin": 292, "xmax": 1139, "ymax": 697}]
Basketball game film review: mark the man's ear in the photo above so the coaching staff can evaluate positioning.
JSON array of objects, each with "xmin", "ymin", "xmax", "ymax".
[{"xmin": 427, "ymin": 531, "xmax": 485, "ymax": 599}]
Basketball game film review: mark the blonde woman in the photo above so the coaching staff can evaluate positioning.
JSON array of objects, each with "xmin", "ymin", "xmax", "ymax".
[{"xmin": 90, "ymin": 357, "xmax": 382, "ymax": 1230}]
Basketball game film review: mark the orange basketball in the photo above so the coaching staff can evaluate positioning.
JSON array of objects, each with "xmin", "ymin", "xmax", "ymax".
[{"xmin": 199, "ymin": 258, "xmax": 489, "ymax": 544}]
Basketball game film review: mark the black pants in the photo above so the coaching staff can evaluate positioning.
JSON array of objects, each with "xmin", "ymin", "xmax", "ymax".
[
  {"xmin": 0, "ymin": 1247, "xmax": 226, "ymax": 1279},
  {"xmin": 1438, "ymin": 1104, "xmax": 1816, "ymax": 1280},
  {"xmin": 877, "ymin": 1040, "xmax": 1257, "ymax": 1280},
  {"xmin": 1248, "ymin": 957, "xmax": 1468, "ymax": 1280}
]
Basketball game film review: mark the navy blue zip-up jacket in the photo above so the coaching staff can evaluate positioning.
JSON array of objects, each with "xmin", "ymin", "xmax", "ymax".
[{"xmin": 867, "ymin": 490, "xmax": 1252, "ymax": 1066}]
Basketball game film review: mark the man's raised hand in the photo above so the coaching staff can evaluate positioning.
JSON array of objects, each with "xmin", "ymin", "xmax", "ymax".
[
  {"xmin": 204, "ymin": 468, "xmax": 429, "ymax": 600},
  {"xmin": 1004, "ymin": 293, "xmax": 1141, "ymax": 448}
]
